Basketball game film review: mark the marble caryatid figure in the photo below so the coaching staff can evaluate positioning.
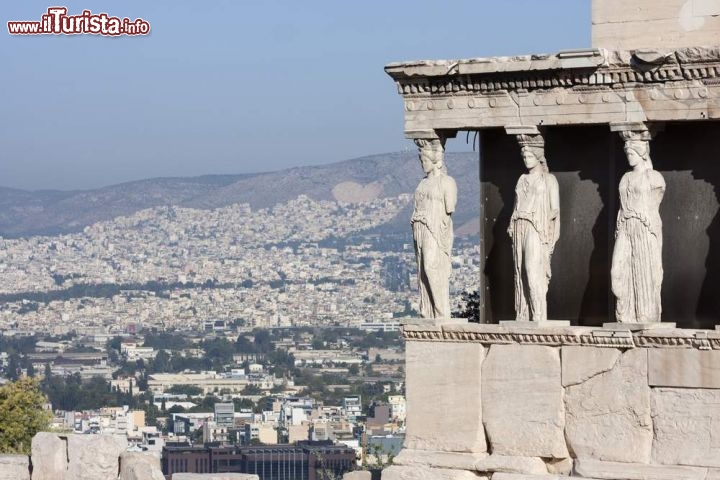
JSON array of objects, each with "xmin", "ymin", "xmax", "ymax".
[
  {"xmin": 411, "ymin": 137, "xmax": 458, "ymax": 318},
  {"xmin": 508, "ymin": 133, "xmax": 560, "ymax": 322},
  {"xmin": 611, "ymin": 130, "xmax": 665, "ymax": 323}
]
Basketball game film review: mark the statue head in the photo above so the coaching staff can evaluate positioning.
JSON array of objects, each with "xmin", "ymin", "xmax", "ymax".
[
  {"xmin": 414, "ymin": 138, "xmax": 446, "ymax": 175},
  {"xmin": 517, "ymin": 134, "xmax": 548, "ymax": 173},
  {"xmin": 620, "ymin": 130, "xmax": 653, "ymax": 169}
]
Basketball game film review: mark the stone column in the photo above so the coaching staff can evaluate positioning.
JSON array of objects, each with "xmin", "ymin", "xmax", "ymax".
[
  {"xmin": 606, "ymin": 122, "xmax": 674, "ymax": 330},
  {"xmin": 410, "ymin": 131, "xmax": 458, "ymax": 320},
  {"xmin": 502, "ymin": 126, "xmax": 567, "ymax": 327}
]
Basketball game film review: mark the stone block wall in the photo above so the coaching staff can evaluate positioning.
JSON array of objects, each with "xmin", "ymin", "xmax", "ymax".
[
  {"xmin": 0, "ymin": 433, "xmax": 168, "ymax": 480},
  {"xmin": 385, "ymin": 321, "xmax": 720, "ymax": 480},
  {"xmin": 592, "ymin": 0, "xmax": 720, "ymax": 50}
]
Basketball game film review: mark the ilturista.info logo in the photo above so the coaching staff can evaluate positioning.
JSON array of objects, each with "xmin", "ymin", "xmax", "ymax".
[{"xmin": 8, "ymin": 7, "xmax": 150, "ymax": 36}]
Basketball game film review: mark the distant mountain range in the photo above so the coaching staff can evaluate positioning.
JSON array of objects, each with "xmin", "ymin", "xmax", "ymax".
[{"xmin": 0, "ymin": 152, "xmax": 480, "ymax": 238}]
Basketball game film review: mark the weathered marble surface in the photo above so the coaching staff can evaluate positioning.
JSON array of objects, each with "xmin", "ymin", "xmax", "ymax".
[
  {"xmin": 394, "ymin": 449, "xmax": 547, "ymax": 475},
  {"xmin": 0, "ymin": 455, "xmax": 29, "ymax": 480},
  {"xmin": 66, "ymin": 434, "xmax": 127, "ymax": 480},
  {"xmin": 118, "ymin": 451, "xmax": 164, "ymax": 480},
  {"xmin": 393, "ymin": 325, "xmax": 720, "ymax": 478},
  {"xmin": 649, "ymin": 349, "xmax": 720, "ymax": 388},
  {"xmin": 482, "ymin": 345, "xmax": 567, "ymax": 458},
  {"xmin": 561, "ymin": 346, "xmax": 620, "ymax": 387},
  {"xmin": 404, "ymin": 340, "xmax": 486, "ymax": 452},
  {"xmin": 573, "ymin": 458, "xmax": 708, "ymax": 480},
  {"xmin": 652, "ymin": 387, "xmax": 720, "ymax": 467},
  {"xmin": 342, "ymin": 471, "xmax": 372, "ymax": 480},
  {"xmin": 564, "ymin": 349, "xmax": 652, "ymax": 463},
  {"xmin": 592, "ymin": 0, "xmax": 720, "ymax": 50},
  {"xmin": 31, "ymin": 432, "xmax": 67, "ymax": 480},
  {"xmin": 381, "ymin": 465, "xmax": 485, "ymax": 480}
]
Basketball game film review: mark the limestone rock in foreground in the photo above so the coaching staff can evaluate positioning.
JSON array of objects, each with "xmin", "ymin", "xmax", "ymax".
[
  {"xmin": 574, "ymin": 458, "xmax": 708, "ymax": 480},
  {"xmin": 564, "ymin": 348, "xmax": 652, "ymax": 463},
  {"xmin": 172, "ymin": 474, "xmax": 259, "ymax": 479},
  {"xmin": 652, "ymin": 387, "xmax": 720, "ymax": 467},
  {"xmin": 343, "ymin": 471, "xmax": 372, "ymax": 480},
  {"xmin": 482, "ymin": 344, "xmax": 567, "ymax": 458},
  {"xmin": 492, "ymin": 474, "xmax": 599, "ymax": 480},
  {"xmin": 66, "ymin": 434, "xmax": 127, "ymax": 480},
  {"xmin": 119, "ymin": 451, "xmax": 164, "ymax": 480},
  {"xmin": 381, "ymin": 465, "xmax": 486, "ymax": 479},
  {"xmin": 31, "ymin": 432, "xmax": 67, "ymax": 480},
  {"xmin": 0, "ymin": 455, "xmax": 29, "ymax": 480}
]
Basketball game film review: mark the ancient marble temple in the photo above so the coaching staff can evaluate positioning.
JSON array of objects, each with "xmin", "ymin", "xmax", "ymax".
[
  {"xmin": 387, "ymin": 0, "xmax": 720, "ymax": 329},
  {"xmin": 383, "ymin": 2, "xmax": 720, "ymax": 480}
]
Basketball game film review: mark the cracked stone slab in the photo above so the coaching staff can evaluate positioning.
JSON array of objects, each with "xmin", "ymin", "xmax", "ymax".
[
  {"xmin": 561, "ymin": 346, "xmax": 620, "ymax": 387},
  {"xmin": 564, "ymin": 348, "xmax": 652, "ymax": 463},
  {"xmin": 652, "ymin": 387, "xmax": 720, "ymax": 467},
  {"xmin": 574, "ymin": 458, "xmax": 708, "ymax": 480},
  {"xmin": 482, "ymin": 344, "xmax": 568, "ymax": 458}
]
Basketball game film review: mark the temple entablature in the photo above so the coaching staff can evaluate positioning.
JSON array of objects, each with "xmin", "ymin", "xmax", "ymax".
[{"xmin": 385, "ymin": 46, "xmax": 720, "ymax": 137}]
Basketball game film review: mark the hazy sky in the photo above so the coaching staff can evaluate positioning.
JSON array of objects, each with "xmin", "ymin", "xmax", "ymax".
[{"xmin": 1, "ymin": 1, "xmax": 590, "ymax": 191}]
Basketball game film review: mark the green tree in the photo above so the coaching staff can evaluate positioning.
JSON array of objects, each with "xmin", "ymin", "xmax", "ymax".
[
  {"xmin": 0, "ymin": 377, "xmax": 52, "ymax": 454},
  {"xmin": 453, "ymin": 290, "xmax": 480, "ymax": 323}
]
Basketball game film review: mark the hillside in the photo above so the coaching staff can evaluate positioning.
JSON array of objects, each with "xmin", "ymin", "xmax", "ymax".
[{"xmin": 0, "ymin": 152, "xmax": 479, "ymax": 237}]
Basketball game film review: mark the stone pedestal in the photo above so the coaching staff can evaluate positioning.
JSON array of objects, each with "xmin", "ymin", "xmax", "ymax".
[
  {"xmin": 602, "ymin": 322, "xmax": 676, "ymax": 331},
  {"xmin": 499, "ymin": 320, "xmax": 570, "ymax": 328},
  {"xmin": 389, "ymin": 322, "xmax": 720, "ymax": 479}
]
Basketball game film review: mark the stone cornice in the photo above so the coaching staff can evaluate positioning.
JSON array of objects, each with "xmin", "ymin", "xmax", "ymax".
[
  {"xmin": 385, "ymin": 46, "xmax": 720, "ymax": 134},
  {"xmin": 385, "ymin": 47, "xmax": 720, "ymax": 96},
  {"xmin": 401, "ymin": 321, "xmax": 720, "ymax": 350}
]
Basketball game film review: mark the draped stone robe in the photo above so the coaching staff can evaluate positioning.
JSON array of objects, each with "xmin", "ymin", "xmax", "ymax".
[{"xmin": 611, "ymin": 168, "xmax": 666, "ymax": 323}]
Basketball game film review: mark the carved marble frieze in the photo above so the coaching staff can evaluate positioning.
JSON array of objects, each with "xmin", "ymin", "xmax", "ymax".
[
  {"xmin": 401, "ymin": 322, "xmax": 720, "ymax": 350},
  {"xmin": 385, "ymin": 46, "xmax": 720, "ymax": 135}
]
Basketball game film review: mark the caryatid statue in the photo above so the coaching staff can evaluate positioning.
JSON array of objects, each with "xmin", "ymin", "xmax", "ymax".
[
  {"xmin": 508, "ymin": 132, "xmax": 560, "ymax": 322},
  {"xmin": 611, "ymin": 128, "xmax": 665, "ymax": 323},
  {"xmin": 411, "ymin": 137, "xmax": 458, "ymax": 319}
]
